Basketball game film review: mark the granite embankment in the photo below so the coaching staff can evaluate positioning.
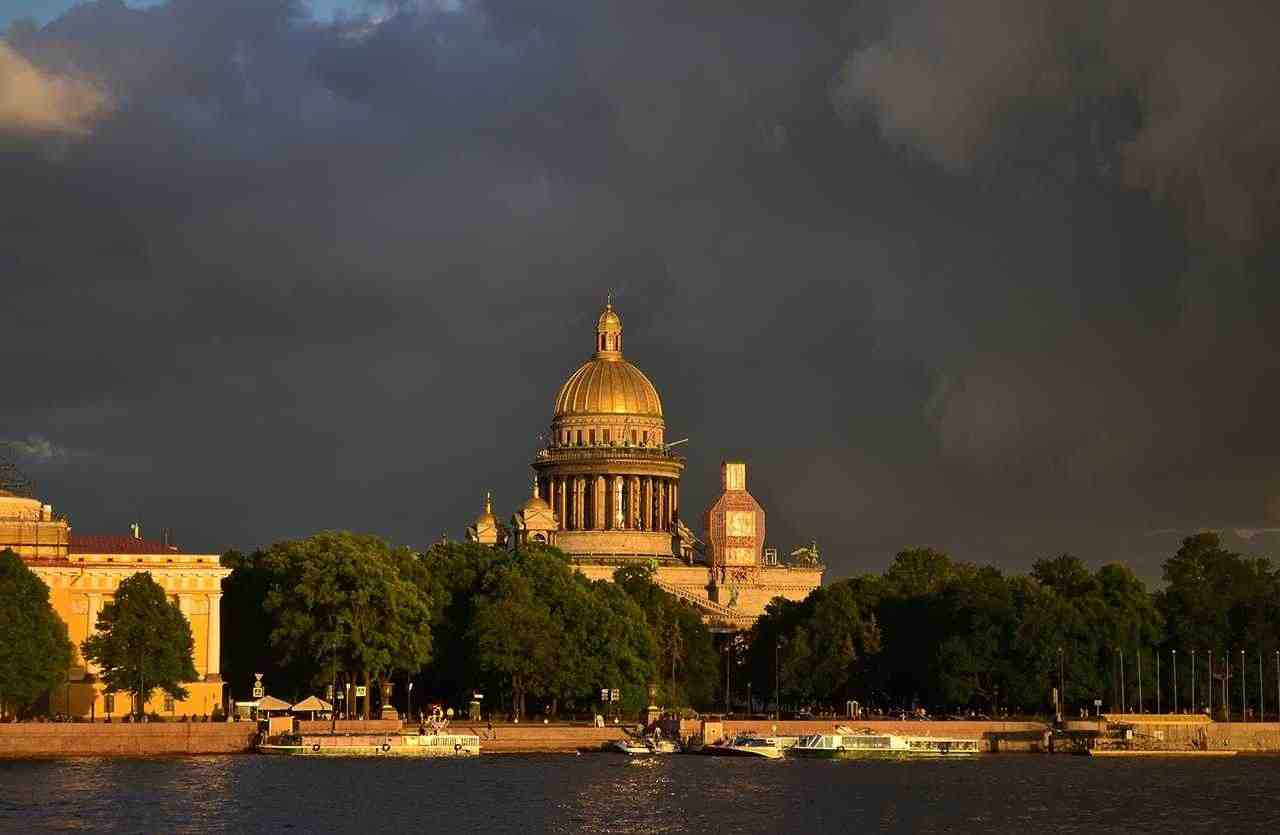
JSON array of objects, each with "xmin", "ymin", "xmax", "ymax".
[
  {"xmin": 0, "ymin": 722, "xmax": 258, "ymax": 758},
  {"xmin": 10, "ymin": 716, "xmax": 1276, "ymax": 757},
  {"xmin": 0, "ymin": 720, "xmax": 401, "ymax": 758},
  {"xmin": 1066, "ymin": 715, "xmax": 1280, "ymax": 752}
]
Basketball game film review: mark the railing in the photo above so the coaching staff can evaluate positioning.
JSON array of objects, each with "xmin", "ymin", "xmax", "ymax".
[
  {"xmin": 534, "ymin": 446, "xmax": 685, "ymax": 464},
  {"xmin": 654, "ymin": 580, "xmax": 743, "ymax": 621}
]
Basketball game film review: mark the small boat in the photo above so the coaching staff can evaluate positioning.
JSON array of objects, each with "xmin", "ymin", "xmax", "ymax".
[
  {"xmin": 790, "ymin": 727, "xmax": 980, "ymax": 759},
  {"xmin": 609, "ymin": 739, "xmax": 655, "ymax": 755},
  {"xmin": 607, "ymin": 736, "xmax": 681, "ymax": 755},
  {"xmin": 702, "ymin": 735, "xmax": 784, "ymax": 759}
]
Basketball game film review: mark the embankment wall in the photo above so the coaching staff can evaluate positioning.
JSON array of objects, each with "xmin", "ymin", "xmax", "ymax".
[
  {"xmin": 453, "ymin": 723, "xmax": 628, "ymax": 753},
  {"xmin": 1125, "ymin": 720, "xmax": 1280, "ymax": 752},
  {"xmin": 0, "ymin": 720, "xmax": 404, "ymax": 758},
  {"xmin": 0, "ymin": 723, "xmax": 257, "ymax": 758}
]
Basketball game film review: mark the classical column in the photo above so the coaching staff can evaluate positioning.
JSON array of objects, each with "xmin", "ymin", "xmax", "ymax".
[
  {"xmin": 593, "ymin": 476, "xmax": 606, "ymax": 530},
  {"xmin": 573, "ymin": 477, "xmax": 585, "ymax": 530},
  {"xmin": 658, "ymin": 480, "xmax": 668, "ymax": 532},
  {"xmin": 556, "ymin": 477, "xmax": 568, "ymax": 529},
  {"xmin": 206, "ymin": 592, "xmax": 222, "ymax": 680},
  {"xmin": 629, "ymin": 476, "xmax": 641, "ymax": 529},
  {"xmin": 86, "ymin": 592, "xmax": 102, "ymax": 676},
  {"xmin": 611, "ymin": 476, "xmax": 624, "ymax": 530},
  {"xmin": 642, "ymin": 477, "xmax": 653, "ymax": 531},
  {"xmin": 670, "ymin": 482, "xmax": 679, "ymax": 526}
]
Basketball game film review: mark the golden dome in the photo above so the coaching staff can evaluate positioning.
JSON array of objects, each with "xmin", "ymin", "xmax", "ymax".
[
  {"xmin": 553, "ymin": 302, "xmax": 662, "ymax": 418},
  {"xmin": 521, "ymin": 477, "xmax": 552, "ymax": 512},
  {"xmin": 554, "ymin": 358, "xmax": 663, "ymax": 418},
  {"xmin": 474, "ymin": 492, "xmax": 496, "ymax": 525}
]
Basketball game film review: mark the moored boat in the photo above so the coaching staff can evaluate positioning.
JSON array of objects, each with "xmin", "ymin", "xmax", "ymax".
[
  {"xmin": 257, "ymin": 713, "xmax": 479, "ymax": 757},
  {"xmin": 790, "ymin": 727, "xmax": 980, "ymax": 759},
  {"xmin": 702, "ymin": 735, "xmax": 784, "ymax": 759},
  {"xmin": 607, "ymin": 736, "xmax": 681, "ymax": 755},
  {"xmin": 257, "ymin": 730, "xmax": 480, "ymax": 757}
]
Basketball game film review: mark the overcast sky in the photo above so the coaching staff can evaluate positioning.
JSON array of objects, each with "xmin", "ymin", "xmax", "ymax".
[{"xmin": 3, "ymin": 1, "xmax": 1278, "ymax": 582}]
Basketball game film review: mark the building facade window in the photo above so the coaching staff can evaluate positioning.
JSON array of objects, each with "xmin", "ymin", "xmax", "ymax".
[{"xmin": 164, "ymin": 694, "xmax": 175, "ymax": 713}]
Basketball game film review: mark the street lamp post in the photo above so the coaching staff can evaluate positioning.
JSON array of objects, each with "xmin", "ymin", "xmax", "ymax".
[
  {"xmin": 775, "ymin": 638, "xmax": 782, "ymax": 720},
  {"xmin": 724, "ymin": 643, "xmax": 731, "ymax": 716},
  {"xmin": 1058, "ymin": 647, "xmax": 1065, "ymax": 718},
  {"xmin": 1119, "ymin": 650, "xmax": 1125, "ymax": 713},
  {"xmin": 1137, "ymin": 649, "xmax": 1143, "ymax": 713},
  {"xmin": 1208, "ymin": 650, "xmax": 1213, "ymax": 718},
  {"xmin": 408, "ymin": 680, "xmax": 415, "ymax": 724},
  {"xmin": 1233, "ymin": 648, "xmax": 1244, "ymax": 722},
  {"xmin": 1172, "ymin": 650, "xmax": 1178, "ymax": 714},
  {"xmin": 1191, "ymin": 650, "xmax": 1196, "ymax": 714},
  {"xmin": 1156, "ymin": 650, "xmax": 1161, "ymax": 714},
  {"xmin": 1224, "ymin": 652, "xmax": 1230, "ymax": 719},
  {"xmin": 1259, "ymin": 653, "xmax": 1264, "ymax": 722}
]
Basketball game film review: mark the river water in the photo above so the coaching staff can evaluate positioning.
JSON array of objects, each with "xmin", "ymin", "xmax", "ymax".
[{"xmin": 2, "ymin": 754, "xmax": 1277, "ymax": 833}]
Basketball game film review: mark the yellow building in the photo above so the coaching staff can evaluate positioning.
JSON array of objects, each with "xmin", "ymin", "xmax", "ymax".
[
  {"xmin": 476, "ymin": 302, "xmax": 823, "ymax": 630},
  {"xmin": 0, "ymin": 488, "xmax": 228, "ymax": 718}
]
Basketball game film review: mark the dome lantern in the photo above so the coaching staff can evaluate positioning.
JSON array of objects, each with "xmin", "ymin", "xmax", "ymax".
[{"xmin": 595, "ymin": 298, "xmax": 623, "ymax": 357}]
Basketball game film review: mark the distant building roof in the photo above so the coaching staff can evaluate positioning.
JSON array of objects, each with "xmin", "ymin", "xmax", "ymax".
[{"xmin": 69, "ymin": 534, "xmax": 180, "ymax": 555}]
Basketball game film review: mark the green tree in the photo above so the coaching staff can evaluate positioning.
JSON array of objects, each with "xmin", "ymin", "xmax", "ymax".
[
  {"xmin": 260, "ymin": 531, "xmax": 433, "ymax": 717},
  {"xmin": 613, "ymin": 564, "xmax": 716, "ymax": 709},
  {"xmin": 81, "ymin": 572, "xmax": 198, "ymax": 717},
  {"xmin": 466, "ymin": 547, "xmax": 656, "ymax": 718},
  {"xmin": 0, "ymin": 549, "xmax": 73, "ymax": 718},
  {"xmin": 470, "ymin": 567, "xmax": 561, "ymax": 719}
]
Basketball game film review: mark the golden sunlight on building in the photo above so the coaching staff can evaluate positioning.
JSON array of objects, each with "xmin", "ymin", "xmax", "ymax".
[
  {"xmin": 467, "ymin": 301, "xmax": 824, "ymax": 630},
  {"xmin": 0, "ymin": 488, "xmax": 228, "ymax": 718}
]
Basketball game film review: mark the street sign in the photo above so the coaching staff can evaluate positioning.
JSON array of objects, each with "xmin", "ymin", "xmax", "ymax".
[
  {"xmin": 252, "ymin": 685, "xmax": 264, "ymax": 699},
  {"xmin": 355, "ymin": 686, "xmax": 367, "ymax": 698},
  {"xmin": 610, "ymin": 689, "xmax": 620, "ymax": 703},
  {"xmin": 601, "ymin": 689, "xmax": 609, "ymax": 703}
]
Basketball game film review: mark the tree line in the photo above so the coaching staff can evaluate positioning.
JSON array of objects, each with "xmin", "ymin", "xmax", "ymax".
[
  {"xmin": 745, "ymin": 532, "xmax": 1280, "ymax": 717},
  {"xmin": 221, "ymin": 534, "xmax": 719, "ymax": 718},
  {"xmin": 5, "ymin": 530, "xmax": 1280, "ymax": 721}
]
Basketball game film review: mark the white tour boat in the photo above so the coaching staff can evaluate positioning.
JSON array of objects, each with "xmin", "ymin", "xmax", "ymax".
[
  {"xmin": 790, "ymin": 727, "xmax": 980, "ymax": 759},
  {"xmin": 257, "ymin": 713, "xmax": 479, "ymax": 758}
]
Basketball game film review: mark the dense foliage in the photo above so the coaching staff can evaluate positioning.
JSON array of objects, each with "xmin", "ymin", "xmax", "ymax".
[
  {"xmin": 222, "ymin": 536, "xmax": 717, "ymax": 717},
  {"xmin": 81, "ymin": 572, "xmax": 198, "ymax": 716},
  {"xmin": 613, "ymin": 565, "xmax": 720, "ymax": 709},
  {"xmin": 222, "ymin": 529, "xmax": 1280, "ymax": 720},
  {"xmin": 0, "ymin": 549, "xmax": 73, "ymax": 717},
  {"xmin": 221, "ymin": 532, "xmax": 433, "ymax": 717},
  {"xmin": 746, "ymin": 536, "xmax": 1280, "ymax": 717}
]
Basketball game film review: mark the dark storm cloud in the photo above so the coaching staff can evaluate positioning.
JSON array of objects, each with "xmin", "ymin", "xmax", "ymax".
[{"xmin": 2, "ymin": 0, "xmax": 1278, "ymax": 581}]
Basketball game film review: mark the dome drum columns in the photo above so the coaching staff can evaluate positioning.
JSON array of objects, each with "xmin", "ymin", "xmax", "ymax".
[{"xmin": 539, "ymin": 472, "xmax": 679, "ymax": 533}]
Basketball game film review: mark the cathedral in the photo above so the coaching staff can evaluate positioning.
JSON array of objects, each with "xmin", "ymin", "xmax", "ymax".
[{"xmin": 467, "ymin": 302, "xmax": 823, "ymax": 630}]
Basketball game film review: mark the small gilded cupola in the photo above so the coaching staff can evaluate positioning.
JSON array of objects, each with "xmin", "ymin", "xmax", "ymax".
[{"xmin": 595, "ymin": 299, "xmax": 623, "ymax": 357}]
